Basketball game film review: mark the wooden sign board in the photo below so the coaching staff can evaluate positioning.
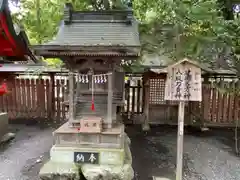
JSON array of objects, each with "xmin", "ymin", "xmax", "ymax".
[{"xmin": 165, "ymin": 59, "xmax": 202, "ymax": 102}]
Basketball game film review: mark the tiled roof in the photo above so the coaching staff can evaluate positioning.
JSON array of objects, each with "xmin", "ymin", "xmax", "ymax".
[{"xmin": 45, "ymin": 7, "xmax": 140, "ymax": 47}]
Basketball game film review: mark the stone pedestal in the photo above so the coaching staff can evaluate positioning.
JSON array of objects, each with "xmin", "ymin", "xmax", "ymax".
[{"xmin": 39, "ymin": 123, "xmax": 134, "ymax": 180}]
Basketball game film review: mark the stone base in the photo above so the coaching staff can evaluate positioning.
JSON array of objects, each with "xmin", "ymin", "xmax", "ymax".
[
  {"xmin": 81, "ymin": 163, "xmax": 134, "ymax": 180},
  {"xmin": 53, "ymin": 122, "xmax": 125, "ymax": 149},
  {"xmin": 39, "ymin": 132, "xmax": 133, "ymax": 180},
  {"xmin": 50, "ymin": 145, "xmax": 125, "ymax": 166},
  {"xmin": 0, "ymin": 113, "xmax": 8, "ymax": 142},
  {"xmin": 39, "ymin": 161, "xmax": 80, "ymax": 180},
  {"xmin": 81, "ymin": 133, "xmax": 133, "ymax": 180}
]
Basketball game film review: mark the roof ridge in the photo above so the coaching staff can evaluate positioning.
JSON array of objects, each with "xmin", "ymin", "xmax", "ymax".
[{"xmin": 63, "ymin": 3, "xmax": 133, "ymax": 25}]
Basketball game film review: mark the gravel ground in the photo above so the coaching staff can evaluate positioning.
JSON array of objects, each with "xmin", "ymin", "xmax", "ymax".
[
  {"xmin": 0, "ymin": 125, "xmax": 53, "ymax": 180},
  {"xmin": 1, "ymin": 124, "xmax": 240, "ymax": 180},
  {"xmin": 128, "ymin": 125, "xmax": 240, "ymax": 180}
]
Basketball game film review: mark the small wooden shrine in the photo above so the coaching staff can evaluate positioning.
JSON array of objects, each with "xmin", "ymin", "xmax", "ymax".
[{"xmin": 34, "ymin": 2, "xmax": 140, "ymax": 169}]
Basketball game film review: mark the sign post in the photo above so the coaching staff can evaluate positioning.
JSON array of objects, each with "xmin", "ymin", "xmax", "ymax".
[{"xmin": 164, "ymin": 58, "xmax": 202, "ymax": 180}]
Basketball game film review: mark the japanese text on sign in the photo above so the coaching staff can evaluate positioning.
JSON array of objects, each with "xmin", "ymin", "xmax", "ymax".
[
  {"xmin": 165, "ymin": 62, "xmax": 202, "ymax": 102},
  {"xmin": 74, "ymin": 152, "xmax": 99, "ymax": 164}
]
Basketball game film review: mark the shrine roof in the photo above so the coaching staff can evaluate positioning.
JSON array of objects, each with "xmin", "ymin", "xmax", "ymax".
[
  {"xmin": 33, "ymin": 4, "xmax": 140, "ymax": 57},
  {"xmin": 0, "ymin": 0, "xmax": 38, "ymax": 63},
  {"xmin": 142, "ymin": 55, "xmax": 237, "ymax": 76}
]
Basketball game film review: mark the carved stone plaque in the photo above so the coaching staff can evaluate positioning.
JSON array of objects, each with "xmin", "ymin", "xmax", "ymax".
[{"xmin": 80, "ymin": 116, "xmax": 102, "ymax": 133}]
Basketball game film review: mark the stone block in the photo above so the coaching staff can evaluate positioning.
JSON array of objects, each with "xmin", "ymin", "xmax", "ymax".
[
  {"xmin": 0, "ymin": 113, "xmax": 8, "ymax": 141},
  {"xmin": 80, "ymin": 133, "xmax": 134, "ymax": 180},
  {"xmin": 53, "ymin": 122, "xmax": 124, "ymax": 149},
  {"xmin": 80, "ymin": 116, "xmax": 102, "ymax": 133},
  {"xmin": 39, "ymin": 160, "xmax": 80, "ymax": 180},
  {"xmin": 50, "ymin": 145, "xmax": 125, "ymax": 166},
  {"xmin": 81, "ymin": 164, "xmax": 134, "ymax": 180}
]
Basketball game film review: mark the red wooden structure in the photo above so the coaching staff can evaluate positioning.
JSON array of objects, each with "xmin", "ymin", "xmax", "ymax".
[{"xmin": 0, "ymin": 0, "xmax": 37, "ymax": 63}]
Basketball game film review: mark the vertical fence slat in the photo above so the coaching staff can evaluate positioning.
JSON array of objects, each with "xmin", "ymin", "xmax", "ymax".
[
  {"xmin": 10, "ymin": 78, "xmax": 17, "ymax": 119},
  {"xmin": 137, "ymin": 80, "xmax": 141, "ymax": 113},
  {"xmin": 61, "ymin": 79, "xmax": 66, "ymax": 120},
  {"xmin": 126, "ymin": 80, "xmax": 130, "ymax": 115},
  {"xmin": 25, "ymin": 79, "xmax": 31, "ymax": 118},
  {"xmin": 36, "ymin": 79, "xmax": 41, "ymax": 118},
  {"xmin": 131, "ymin": 87, "xmax": 135, "ymax": 113},
  {"xmin": 56, "ymin": 79, "xmax": 61, "ymax": 120},
  {"xmin": 45, "ymin": 79, "xmax": 51, "ymax": 119},
  {"xmin": 211, "ymin": 85, "xmax": 217, "ymax": 122},
  {"xmin": 227, "ymin": 82, "xmax": 235, "ymax": 123},
  {"xmin": 222, "ymin": 92, "xmax": 228, "ymax": 123},
  {"xmin": 31, "ymin": 79, "xmax": 36, "ymax": 118},
  {"xmin": 42, "ymin": 79, "xmax": 46, "ymax": 118},
  {"xmin": 21, "ymin": 78, "xmax": 26, "ymax": 118},
  {"xmin": 15, "ymin": 79, "xmax": 20, "ymax": 118},
  {"xmin": 217, "ymin": 91, "xmax": 223, "ymax": 123},
  {"xmin": 234, "ymin": 81, "xmax": 240, "ymax": 122}
]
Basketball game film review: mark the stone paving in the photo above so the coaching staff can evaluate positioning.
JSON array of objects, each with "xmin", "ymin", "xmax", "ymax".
[{"xmin": 1, "ymin": 124, "xmax": 240, "ymax": 180}]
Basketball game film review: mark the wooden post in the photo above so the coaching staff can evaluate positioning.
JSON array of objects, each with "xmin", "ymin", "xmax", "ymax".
[
  {"xmin": 143, "ymin": 78, "xmax": 150, "ymax": 131},
  {"xmin": 176, "ymin": 101, "xmax": 185, "ymax": 180},
  {"xmin": 164, "ymin": 59, "xmax": 202, "ymax": 180},
  {"xmin": 68, "ymin": 71, "xmax": 75, "ymax": 123},
  {"xmin": 107, "ymin": 72, "xmax": 113, "ymax": 128}
]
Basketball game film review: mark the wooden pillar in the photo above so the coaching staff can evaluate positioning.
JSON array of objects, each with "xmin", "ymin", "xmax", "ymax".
[
  {"xmin": 68, "ymin": 71, "xmax": 75, "ymax": 123},
  {"xmin": 201, "ymin": 76, "xmax": 210, "ymax": 127},
  {"xmin": 107, "ymin": 72, "xmax": 113, "ymax": 129},
  {"xmin": 143, "ymin": 73, "xmax": 150, "ymax": 131}
]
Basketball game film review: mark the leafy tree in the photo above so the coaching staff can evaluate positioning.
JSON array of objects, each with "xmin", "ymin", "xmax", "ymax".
[
  {"xmin": 9, "ymin": 0, "xmax": 240, "ymax": 74},
  {"xmin": 135, "ymin": 0, "xmax": 232, "ymax": 63}
]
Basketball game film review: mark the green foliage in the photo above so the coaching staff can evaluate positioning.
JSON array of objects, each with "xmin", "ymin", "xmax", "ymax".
[
  {"xmin": 9, "ymin": 0, "xmax": 240, "ymax": 74},
  {"xmin": 135, "ymin": 0, "xmax": 231, "ymax": 62}
]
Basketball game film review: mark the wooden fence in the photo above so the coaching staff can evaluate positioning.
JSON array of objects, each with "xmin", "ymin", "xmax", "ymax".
[
  {"xmin": 0, "ymin": 77, "xmax": 64, "ymax": 122},
  {"xmin": 0, "ymin": 73, "xmax": 143, "ymax": 123},
  {"xmin": 0, "ymin": 73, "xmax": 239, "ymax": 127},
  {"xmin": 188, "ymin": 81, "xmax": 240, "ymax": 127}
]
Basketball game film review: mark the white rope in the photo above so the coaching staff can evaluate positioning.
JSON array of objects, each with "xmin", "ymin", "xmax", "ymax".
[{"xmin": 77, "ymin": 72, "xmax": 112, "ymax": 84}]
